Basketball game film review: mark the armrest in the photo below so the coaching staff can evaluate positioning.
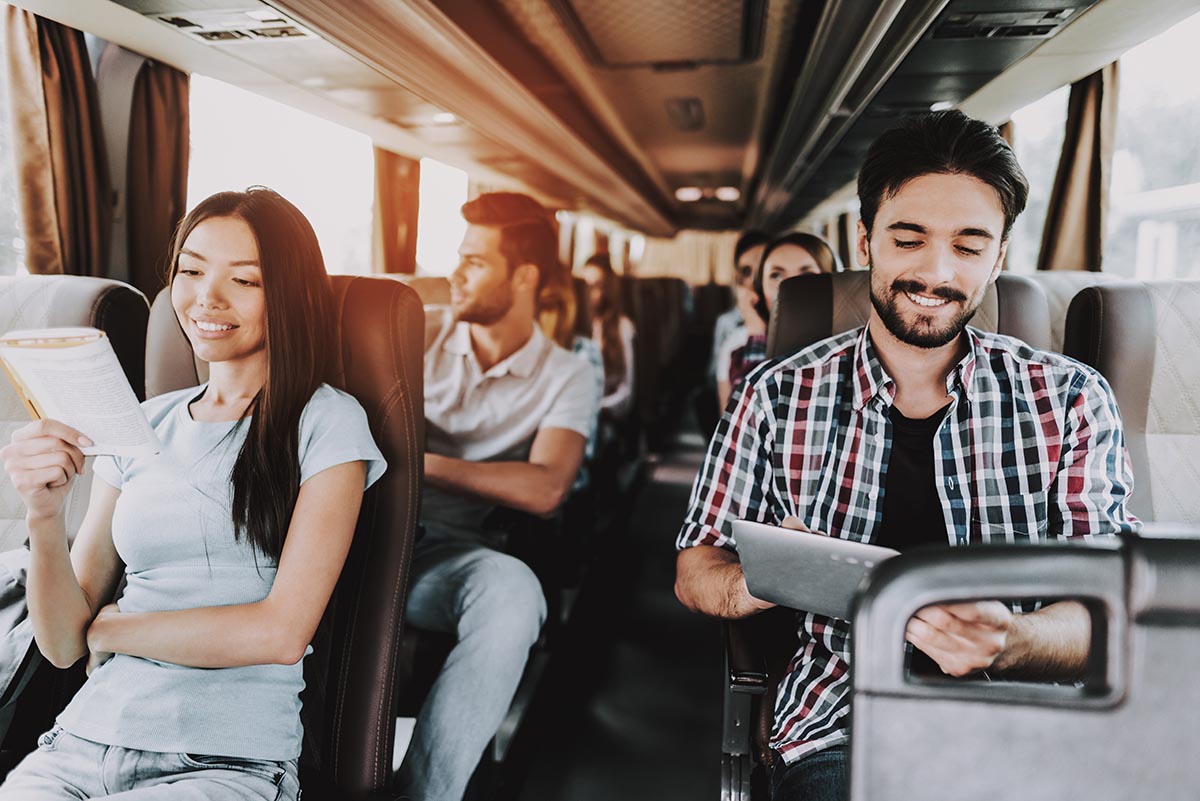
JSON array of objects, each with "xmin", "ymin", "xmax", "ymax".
[
  {"xmin": 1138, "ymin": 521, "xmax": 1200, "ymax": 540},
  {"xmin": 726, "ymin": 619, "xmax": 768, "ymax": 694}
]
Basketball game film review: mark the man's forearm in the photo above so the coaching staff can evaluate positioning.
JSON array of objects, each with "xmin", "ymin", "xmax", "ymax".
[
  {"xmin": 424, "ymin": 453, "xmax": 568, "ymax": 517},
  {"xmin": 993, "ymin": 600, "xmax": 1091, "ymax": 681},
  {"xmin": 675, "ymin": 545, "xmax": 774, "ymax": 619}
]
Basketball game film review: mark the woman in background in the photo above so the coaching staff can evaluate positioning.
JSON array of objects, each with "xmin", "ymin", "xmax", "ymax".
[
  {"xmin": 716, "ymin": 232, "xmax": 837, "ymax": 409},
  {"xmin": 582, "ymin": 253, "xmax": 636, "ymax": 421}
]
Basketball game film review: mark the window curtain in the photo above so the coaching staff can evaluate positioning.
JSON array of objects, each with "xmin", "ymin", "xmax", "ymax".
[
  {"xmin": 836, "ymin": 211, "xmax": 856, "ymax": 271},
  {"xmin": 637, "ymin": 230, "xmax": 737, "ymax": 284},
  {"xmin": 372, "ymin": 147, "xmax": 419, "ymax": 274},
  {"xmin": 126, "ymin": 58, "xmax": 188, "ymax": 297},
  {"xmin": 1037, "ymin": 62, "xmax": 1119, "ymax": 272},
  {"xmin": 2, "ymin": 8, "xmax": 110, "ymax": 276}
]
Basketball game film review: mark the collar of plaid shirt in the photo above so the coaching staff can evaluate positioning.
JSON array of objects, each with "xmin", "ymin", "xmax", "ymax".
[
  {"xmin": 851, "ymin": 322, "xmax": 979, "ymax": 412},
  {"xmin": 678, "ymin": 323, "xmax": 1138, "ymax": 765}
]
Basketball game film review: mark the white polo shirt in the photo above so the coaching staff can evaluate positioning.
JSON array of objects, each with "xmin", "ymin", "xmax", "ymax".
[{"xmin": 422, "ymin": 305, "xmax": 597, "ymax": 544}]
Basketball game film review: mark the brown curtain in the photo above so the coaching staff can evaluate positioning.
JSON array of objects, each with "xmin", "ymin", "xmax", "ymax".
[
  {"xmin": 126, "ymin": 59, "xmax": 188, "ymax": 297},
  {"xmin": 836, "ymin": 212, "xmax": 855, "ymax": 271},
  {"xmin": 2, "ymin": 8, "xmax": 110, "ymax": 276},
  {"xmin": 372, "ymin": 148, "xmax": 419, "ymax": 273},
  {"xmin": 1037, "ymin": 62, "xmax": 1119, "ymax": 272}
]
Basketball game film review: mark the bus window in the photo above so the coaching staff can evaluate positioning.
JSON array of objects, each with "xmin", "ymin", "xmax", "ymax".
[
  {"xmin": 1107, "ymin": 11, "xmax": 1200, "ymax": 279},
  {"xmin": 1006, "ymin": 87, "xmax": 1069, "ymax": 274},
  {"xmin": 187, "ymin": 75, "xmax": 373, "ymax": 275},
  {"xmin": 415, "ymin": 156, "xmax": 468, "ymax": 277}
]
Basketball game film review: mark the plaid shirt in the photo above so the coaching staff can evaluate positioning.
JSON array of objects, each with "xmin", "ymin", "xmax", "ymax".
[{"xmin": 677, "ymin": 325, "xmax": 1139, "ymax": 764}]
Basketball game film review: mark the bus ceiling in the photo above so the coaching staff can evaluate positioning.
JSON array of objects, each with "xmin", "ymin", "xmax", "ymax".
[{"xmin": 18, "ymin": 0, "xmax": 1200, "ymax": 236}]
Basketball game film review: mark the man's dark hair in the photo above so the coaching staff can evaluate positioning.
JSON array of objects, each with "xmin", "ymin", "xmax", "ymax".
[
  {"xmin": 734, "ymin": 230, "xmax": 769, "ymax": 262},
  {"xmin": 461, "ymin": 192, "xmax": 561, "ymax": 295},
  {"xmin": 857, "ymin": 110, "xmax": 1029, "ymax": 240}
]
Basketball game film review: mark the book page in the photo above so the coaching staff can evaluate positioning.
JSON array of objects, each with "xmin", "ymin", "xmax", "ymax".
[{"xmin": 0, "ymin": 337, "xmax": 160, "ymax": 458}]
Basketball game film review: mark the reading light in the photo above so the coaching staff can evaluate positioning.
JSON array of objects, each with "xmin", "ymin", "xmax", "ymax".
[
  {"xmin": 715, "ymin": 186, "xmax": 741, "ymax": 202},
  {"xmin": 929, "ymin": 101, "xmax": 954, "ymax": 112},
  {"xmin": 431, "ymin": 112, "xmax": 457, "ymax": 125},
  {"xmin": 675, "ymin": 187, "xmax": 703, "ymax": 202}
]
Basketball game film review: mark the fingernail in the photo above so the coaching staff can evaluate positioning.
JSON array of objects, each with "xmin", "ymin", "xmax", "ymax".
[{"xmin": 77, "ymin": 436, "xmax": 93, "ymax": 447}]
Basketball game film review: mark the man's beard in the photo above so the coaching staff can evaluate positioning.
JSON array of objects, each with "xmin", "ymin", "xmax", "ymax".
[
  {"xmin": 869, "ymin": 267, "xmax": 984, "ymax": 349},
  {"xmin": 453, "ymin": 282, "xmax": 514, "ymax": 325}
]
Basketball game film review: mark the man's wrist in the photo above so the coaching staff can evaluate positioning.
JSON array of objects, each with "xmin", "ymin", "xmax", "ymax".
[{"xmin": 990, "ymin": 612, "xmax": 1030, "ymax": 674}]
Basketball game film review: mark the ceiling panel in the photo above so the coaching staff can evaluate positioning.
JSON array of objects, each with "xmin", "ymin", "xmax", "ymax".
[{"xmin": 557, "ymin": 0, "xmax": 760, "ymax": 66}]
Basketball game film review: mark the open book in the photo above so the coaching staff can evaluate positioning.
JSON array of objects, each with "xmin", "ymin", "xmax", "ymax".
[{"xmin": 0, "ymin": 327, "xmax": 161, "ymax": 458}]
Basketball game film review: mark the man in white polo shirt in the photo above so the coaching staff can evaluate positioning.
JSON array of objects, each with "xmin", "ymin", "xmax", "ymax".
[{"xmin": 397, "ymin": 192, "xmax": 597, "ymax": 801}]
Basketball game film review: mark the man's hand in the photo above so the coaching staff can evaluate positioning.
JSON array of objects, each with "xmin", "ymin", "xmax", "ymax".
[{"xmin": 905, "ymin": 601, "xmax": 1014, "ymax": 677}]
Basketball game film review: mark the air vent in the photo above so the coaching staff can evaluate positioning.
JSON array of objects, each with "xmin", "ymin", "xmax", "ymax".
[
  {"xmin": 665, "ymin": 97, "xmax": 705, "ymax": 131},
  {"xmin": 146, "ymin": 8, "xmax": 311, "ymax": 44},
  {"xmin": 197, "ymin": 29, "xmax": 249, "ymax": 42},
  {"xmin": 934, "ymin": 8, "xmax": 1078, "ymax": 40},
  {"xmin": 250, "ymin": 26, "xmax": 305, "ymax": 39}
]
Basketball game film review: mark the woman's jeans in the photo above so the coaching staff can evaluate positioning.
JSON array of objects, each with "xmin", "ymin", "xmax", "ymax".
[
  {"xmin": 0, "ymin": 725, "xmax": 300, "ymax": 800},
  {"xmin": 770, "ymin": 746, "xmax": 848, "ymax": 801}
]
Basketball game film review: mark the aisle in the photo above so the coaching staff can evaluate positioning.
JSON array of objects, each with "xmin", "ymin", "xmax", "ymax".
[{"xmin": 514, "ymin": 444, "xmax": 723, "ymax": 801}]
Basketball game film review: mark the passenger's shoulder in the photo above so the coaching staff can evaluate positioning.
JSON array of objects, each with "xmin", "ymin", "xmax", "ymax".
[
  {"xmin": 972, "ymin": 329, "xmax": 1103, "ymax": 383},
  {"xmin": 140, "ymin": 385, "xmax": 200, "ymax": 424},
  {"xmin": 302, "ymin": 383, "xmax": 369, "ymax": 419},
  {"xmin": 748, "ymin": 327, "xmax": 861, "ymax": 388}
]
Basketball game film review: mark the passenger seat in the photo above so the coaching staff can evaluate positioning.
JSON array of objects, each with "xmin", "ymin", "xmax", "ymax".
[
  {"xmin": 147, "ymin": 275, "xmax": 425, "ymax": 800},
  {"xmin": 1064, "ymin": 279, "xmax": 1200, "ymax": 530}
]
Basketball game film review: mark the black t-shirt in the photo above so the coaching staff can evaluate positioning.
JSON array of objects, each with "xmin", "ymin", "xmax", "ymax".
[
  {"xmin": 874, "ymin": 402, "xmax": 952, "ymax": 677},
  {"xmin": 873, "ymin": 402, "xmax": 952, "ymax": 552}
]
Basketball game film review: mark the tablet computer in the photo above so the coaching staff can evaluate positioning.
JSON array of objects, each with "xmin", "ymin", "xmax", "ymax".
[{"xmin": 733, "ymin": 520, "xmax": 899, "ymax": 619}]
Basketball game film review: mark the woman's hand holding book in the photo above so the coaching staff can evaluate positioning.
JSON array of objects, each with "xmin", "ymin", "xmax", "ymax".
[{"xmin": 0, "ymin": 418, "xmax": 91, "ymax": 523}]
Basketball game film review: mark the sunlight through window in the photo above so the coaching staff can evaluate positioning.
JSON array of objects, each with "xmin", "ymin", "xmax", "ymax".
[
  {"xmin": 187, "ymin": 75, "xmax": 373, "ymax": 275},
  {"xmin": 416, "ymin": 158, "xmax": 469, "ymax": 277}
]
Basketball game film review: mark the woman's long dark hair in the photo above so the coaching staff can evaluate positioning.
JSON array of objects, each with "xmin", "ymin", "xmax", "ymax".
[
  {"xmin": 167, "ymin": 187, "xmax": 334, "ymax": 562},
  {"xmin": 585, "ymin": 253, "xmax": 626, "ymax": 396},
  {"xmin": 752, "ymin": 232, "xmax": 837, "ymax": 322}
]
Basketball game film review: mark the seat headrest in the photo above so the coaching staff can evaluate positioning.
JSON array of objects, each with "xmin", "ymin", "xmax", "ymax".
[{"xmin": 767, "ymin": 271, "xmax": 1052, "ymax": 359}]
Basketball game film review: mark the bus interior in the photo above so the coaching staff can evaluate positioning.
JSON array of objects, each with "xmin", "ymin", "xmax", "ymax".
[{"xmin": 0, "ymin": 0, "xmax": 1199, "ymax": 799}]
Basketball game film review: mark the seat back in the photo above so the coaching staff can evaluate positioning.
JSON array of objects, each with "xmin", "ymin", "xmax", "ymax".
[
  {"xmin": 1027, "ymin": 271, "xmax": 1128, "ymax": 353},
  {"xmin": 850, "ymin": 537, "xmax": 1200, "ymax": 800},
  {"xmin": 0, "ymin": 276, "xmax": 149, "ymax": 551},
  {"xmin": 1064, "ymin": 280, "xmax": 1200, "ymax": 525},
  {"xmin": 146, "ymin": 275, "xmax": 424, "ymax": 799},
  {"xmin": 768, "ymin": 271, "xmax": 1052, "ymax": 359}
]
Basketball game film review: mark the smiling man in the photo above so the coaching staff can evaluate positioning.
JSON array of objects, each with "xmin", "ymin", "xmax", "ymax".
[{"xmin": 674, "ymin": 111, "xmax": 1139, "ymax": 801}]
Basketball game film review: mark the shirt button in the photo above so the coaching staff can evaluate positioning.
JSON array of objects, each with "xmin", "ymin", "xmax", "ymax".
[
  {"xmin": 947, "ymin": 477, "xmax": 956, "ymax": 490},
  {"xmin": 868, "ymin": 488, "xmax": 878, "ymax": 500}
]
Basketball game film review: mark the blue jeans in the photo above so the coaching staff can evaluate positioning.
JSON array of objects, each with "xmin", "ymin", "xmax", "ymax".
[
  {"xmin": 770, "ymin": 747, "xmax": 848, "ymax": 801},
  {"xmin": 396, "ymin": 537, "xmax": 547, "ymax": 801},
  {"xmin": 0, "ymin": 725, "xmax": 299, "ymax": 799}
]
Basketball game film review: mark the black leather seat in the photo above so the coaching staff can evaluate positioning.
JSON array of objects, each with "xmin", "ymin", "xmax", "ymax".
[{"xmin": 147, "ymin": 275, "xmax": 425, "ymax": 800}]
